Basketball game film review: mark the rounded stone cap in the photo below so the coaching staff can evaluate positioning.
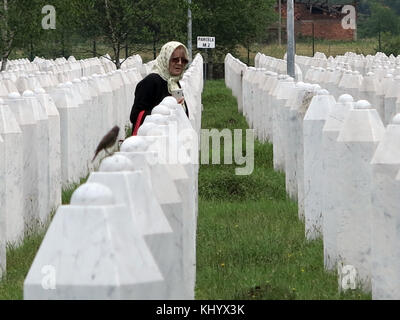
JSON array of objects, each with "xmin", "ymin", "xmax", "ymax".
[
  {"xmin": 311, "ymin": 84, "xmax": 321, "ymax": 91},
  {"xmin": 392, "ymin": 113, "xmax": 400, "ymax": 124},
  {"xmin": 8, "ymin": 92, "xmax": 21, "ymax": 99},
  {"xmin": 146, "ymin": 114, "xmax": 169, "ymax": 125},
  {"xmin": 317, "ymin": 89, "xmax": 330, "ymax": 95},
  {"xmin": 137, "ymin": 122, "xmax": 158, "ymax": 136},
  {"xmin": 73, "ymin": 78, "xmax": 82, "ymax": 83},
  {"xmin": 81, "ymin": 77, "xmax": 89, "ymax": 81},
  {"xmin": 355, "ymin": 100, "xmax": 372, "ymax": 109},
  {"xmin": 152, "ymin": 105, "xmax": 171, "ymax": 116},
  {"xmin": 385, "ymin": 74, "xmax": 394, "ymax": 79},
  {"xmin": 120, "ymin": 136, "xmax": 149, "ymax": 152},
  {"xmin": 70, "ymin": 183, "xmax": 115, "ymax": 206},
  {"xmin": 161, "ymin": 96, "xmax": 179, "ymax": 107},
  {"xmin": 366, "ymin": 72, "xmax": 375, "ymax": 77},
  {"xmin": 34, "ymin": 88, "xmax": 46, "ymax": 94},
  {"xmin": 22, "ymin": 90, "xmax": 35, "ymax": 97},
  {"xmin": 338, "ymin": 94, "xmax": 354, "ymax": 103},
  {"xmin": 99, "ymin": 154, "xmax": 134, "ymax": 172}
]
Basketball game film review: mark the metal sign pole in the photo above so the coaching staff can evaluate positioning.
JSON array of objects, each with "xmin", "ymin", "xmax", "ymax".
[
  {"xmin": 287, "ymin": 0, "xmax": 295, "ymax": 79},
  {"xmin": 187, "ymin": 0, "xmax": 193, "ymax": 62}
]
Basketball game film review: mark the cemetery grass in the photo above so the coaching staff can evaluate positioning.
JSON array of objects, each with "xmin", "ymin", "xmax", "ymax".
[
  {"xmin": 196, "ymin": 79, "xmax": 372, "ymax": 300},
  {"xmin": 0, "ymin": 177, "xmax": 88, "ymax": 300}
]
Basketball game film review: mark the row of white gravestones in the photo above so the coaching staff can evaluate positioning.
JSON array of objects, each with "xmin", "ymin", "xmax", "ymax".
[
  {"xmin": 291, "ymin": 53, "xmax": 400, "ymax": 127},
  {"xmin": 0, "ymin": 55, "xmax": 144, "ymax": 280},
  {"xmin": 5, "ymin": 56, "xmax": 115, "ymax": 85},
  {"xmin": 295, "ymin": 51, "xmax": 400, "ymax": 78},
  {"xmin": 225, "ymin": 52, "xmax": 400, "ymax": 299},
  {"xmin": 24, "ymin": 55, "xmax": 204, "ymax": 299}
]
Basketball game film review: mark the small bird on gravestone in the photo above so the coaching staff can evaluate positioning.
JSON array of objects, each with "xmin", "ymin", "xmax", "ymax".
[{"xmin": 92, "ymin": 125, "xmax": 120, "ymax": 162}]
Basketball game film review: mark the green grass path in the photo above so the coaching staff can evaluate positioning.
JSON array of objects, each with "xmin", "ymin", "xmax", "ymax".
[{"xmin": 195, "ymin": 80, "xmax": 371, "ymax": 300}]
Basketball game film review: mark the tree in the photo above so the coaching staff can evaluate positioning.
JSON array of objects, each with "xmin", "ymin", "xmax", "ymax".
[
  {"xmin": 193, "ymin": 0, "xmax": 277, "ymax": 74},
  {"xmin": 0, "ymin": 0, "xmax": 42, "ymax": 70},
  {"xmin": 139, "ymin": 0, "xmax": 188, "ymax": 59},
  {"xmin": 235, "ymin": 0, "xmax": 277, "ymax": 65},
  {"xmin": 360, "ymin": 1, "xmax": 400, "ymax": 50}
]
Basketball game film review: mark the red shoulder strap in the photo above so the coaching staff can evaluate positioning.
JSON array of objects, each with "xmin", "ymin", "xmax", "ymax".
[{"xmin": 132, "ymin": 110, "xmax": 146, "ymax": 136}]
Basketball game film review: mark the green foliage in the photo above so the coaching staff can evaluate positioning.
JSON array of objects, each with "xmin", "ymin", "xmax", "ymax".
[
  {"xmin": 379, "ymin": 32, "xmax": 400, "ymax": 56},
  {"xmin": 192, "ymin": 0, "xmax": 277, "ymax": 63},
  {"xmin": 358, "ymin": 0, "xmax": 400, "ymax": 39}
]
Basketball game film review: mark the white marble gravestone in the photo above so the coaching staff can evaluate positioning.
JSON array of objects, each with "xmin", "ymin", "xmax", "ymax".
[
  {"xmin": 119, "ymin": 135, "xmax": 195, "ymax": 299},
  {"xmin": 87, "ymin": 155, "xmax": 189, "ymax": 299},
  {"xmin": 303, "ymin": 90, "xmax": 336, "ymax": 240},
  {"xmin": 35, "ymin": 88, "xmax": 62, "ymax": 213},
  {"xmin": 0, "ymin": 135, "xmax": 5, "ymax": 279},
  {"xmin": 23, "ymin": 90, "xmax": 51, "ymax": 226},
  {"xmin": 295, "ymin": 88, "xmax": 317, "ymax": 220},
  {"xmin": 384, "ymin": 75, "xmax": 400, "ymax": 126},
  {"xmin": 260, "ymin": 72, "xmax": 278, "ymax": 142},
  {"xmin": 0, "ymin": 99, "xmax": 24, "ymax": 245},
  {"xmin": 335, "ymin": 100, "xmax": 385, "ymax": 292},
  {"xmin": 24, "ymin": 183, "xmax": 165, "ymax": 300},
  {"xmin": 285, "ymin": 83, "xmax": 310, "ymax": 201},
  {"xmin": 6, "ymin": 92, "xmax": 40, "ymax": 234},
  {"xmin": 49, "ymin": 85, "xmax": 81, "ymax": 186},
  {"xmin": 322, "ymin": 94, "xmax": 354, "ymax": 271},
  {"xmin": 359, "ymin": 72, "xmax": 384, "ymax": 123},
  {"xmin": 273, "ymin": 76, "xmax": 295, "ymax": 172},
  {"xmin": 370, "ymin": 113, "xmax": 400, "ymax": 300}
]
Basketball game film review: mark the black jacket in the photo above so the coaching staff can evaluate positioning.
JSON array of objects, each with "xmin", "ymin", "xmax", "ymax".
[{"xmin": 130, "ymin": 73, "xmax": 189, "ymax": 134}]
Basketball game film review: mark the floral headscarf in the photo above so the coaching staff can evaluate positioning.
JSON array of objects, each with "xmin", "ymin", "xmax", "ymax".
[{"xmin": 152, "ymin": 41, "xmax": 189, "ymax": 93}]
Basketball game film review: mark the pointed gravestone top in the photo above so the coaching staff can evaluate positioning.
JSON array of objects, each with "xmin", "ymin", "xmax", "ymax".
[
  {"xmin": 392, "ymin": 113, "xmax": 400, "ymax": 124},
  {"xmin": 371, "ymin": 113, "xmax": 400, "ymax": 165},
  {"xmin": 337, "ymin": 101, "xmax": 385, "ymax": 142}
]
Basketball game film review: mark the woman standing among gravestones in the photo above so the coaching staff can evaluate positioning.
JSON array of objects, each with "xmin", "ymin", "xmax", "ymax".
[{"xmin": 130, "ymin": 41, "xmax": 190, "ymax": 136}]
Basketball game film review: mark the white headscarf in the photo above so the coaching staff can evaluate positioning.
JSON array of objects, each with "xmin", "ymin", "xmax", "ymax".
[{"xmin": 152, "ymin": 41, "xmax": 189, "ymax": 94}]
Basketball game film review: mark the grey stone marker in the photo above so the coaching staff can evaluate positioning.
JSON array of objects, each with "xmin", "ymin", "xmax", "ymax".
[
  {"xmin": 0, "ymin": 99, "xmax": 24, "ymax": 245},
  {"xmin": 24, "ymin": 183, "xmax": 165, "ymax": 300},
  {"xmin": 0, "ymin": 134, "xmax": 5, "ymax": 279},
  {"xmin": 303, "ymin": 90, "xmax": 336, "ymax": 240},
  {"xmin": 370, "ymin": 113, "xmax": 400, "ymax": 300},
  {"xmin": 322, "ymin": 94, "xmax": 354, "ymax": 271},
  {"xmin": 335, "ymin": 100, "xmax": 385, "ymax": 292}
]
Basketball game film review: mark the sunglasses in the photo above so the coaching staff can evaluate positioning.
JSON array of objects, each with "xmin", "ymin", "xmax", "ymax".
[{"xmin": 171, "ymin": 57, "xmax": 189, "ymax": 64}]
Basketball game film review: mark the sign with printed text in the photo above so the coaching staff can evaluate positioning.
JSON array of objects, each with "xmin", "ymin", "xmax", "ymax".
[{"xmin": 197, "ymin": 37, "xmax": 215, "ymax": 49}]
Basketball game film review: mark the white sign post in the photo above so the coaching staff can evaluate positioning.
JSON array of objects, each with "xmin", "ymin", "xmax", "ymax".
[
  {"xmin": 197, "ymin": 37, "xmax": 215, "ymax": 49},
  {"xmin": 197, "ymin": 37, "xmax": 215, "ymax": 81}
]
